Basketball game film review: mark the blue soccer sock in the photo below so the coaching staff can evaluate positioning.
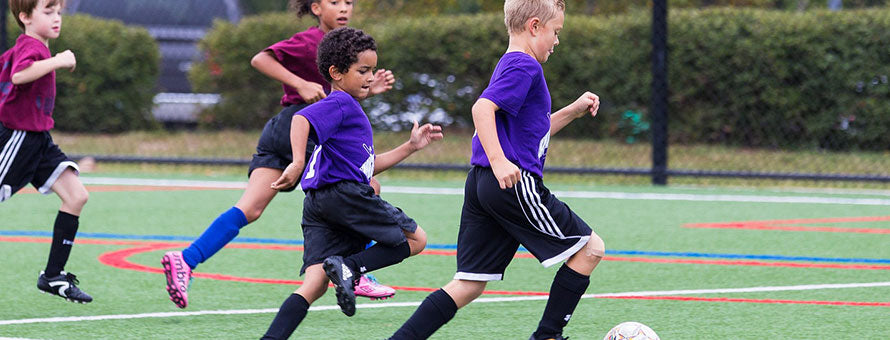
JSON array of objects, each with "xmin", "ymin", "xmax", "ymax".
[{"xmin": 181, "ymin": 207, "xmax": 248, "ymax": 269}]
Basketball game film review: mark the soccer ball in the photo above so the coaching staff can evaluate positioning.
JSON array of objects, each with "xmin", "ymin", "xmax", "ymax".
[{"xmin": 603, "ymin": 321, "xmax": 660, "ymax": 340}]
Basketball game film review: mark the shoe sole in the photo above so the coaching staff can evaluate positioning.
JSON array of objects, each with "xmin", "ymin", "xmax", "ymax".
[
  {"xmin": 356, "ymin": 291, "xmax": 395, "ymax": 300},
  {"xmin": 323, "ymin": 259, "xmax": 356, "ymax": 316},
  {"xmin": 37, "ymin": 287, "xmax": 91, "ymax": 304},
  {"xmin": 161, "ymin": 254, "xmax": 188, "ymax": 308}
]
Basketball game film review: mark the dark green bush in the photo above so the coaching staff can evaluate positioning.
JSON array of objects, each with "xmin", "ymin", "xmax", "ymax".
[
  {"xmin": 188, "ymin": 13, "xmax": 318, "ymax": 128},
  {"xmin": 6, "ymin": 14, "xmax": 160, "ymax": 132},
  {"xmin": 191, "ymin": 9, "xmax": 890, "ymax": 150}
]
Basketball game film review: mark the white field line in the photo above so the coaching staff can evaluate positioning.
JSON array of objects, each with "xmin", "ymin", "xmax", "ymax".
[
  {"xmin": 2, "ymin": 281, "xmax": 889, "ymax": 326},
  {"xmin": 82, "ymin": 177, "xmax": 890, "ymax": 206}
]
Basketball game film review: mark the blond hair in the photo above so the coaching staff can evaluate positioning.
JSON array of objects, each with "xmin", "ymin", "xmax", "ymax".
[{"xmin": 504, "ymin": 0, "xmax": 565, "ymax": 34}]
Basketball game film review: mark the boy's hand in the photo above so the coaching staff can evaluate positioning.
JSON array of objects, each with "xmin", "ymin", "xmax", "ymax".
[
  {"xmin": 297, "ymin": 81, "xmax": 326, "ymax": 104},
  {"xmin": 270, "ymin": 162, "xmax": 302, "ymax": 191},
  {"xmin": 55, "ymin": 50, "xmax": 76, "ymax": 72},
  {"xmin": 572, "ymin": 91, "xmax": 600, "ymax": 119},
  {"xmin": 369, "ymin": 69, "xmax": 395, "ymax": 96},
  {"xmin": 408, "ymin": 120, "xmax": 444, "ymax": 152},
  {"xmin": 491, "ymin": 157, "xmax": 521, "ymax": 189}
]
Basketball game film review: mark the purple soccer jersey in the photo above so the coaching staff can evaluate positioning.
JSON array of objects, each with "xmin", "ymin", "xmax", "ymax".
[
  {"xmin": 296, "ymin": 91, "xmax": 375, "ymax": 190},
  {"xmin": 265, "ymin": 26, "xmax": 330, "ymax": 107},
  {"xmin": 471, "ymin": 52, "xmax": 552, "ymax": 177},
  {"xmin": 0, "ymin": 35, "xmax": 56, "ymax": 132}
]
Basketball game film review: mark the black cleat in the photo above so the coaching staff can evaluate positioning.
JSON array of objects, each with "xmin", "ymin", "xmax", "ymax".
[
  {"xmin": 323, "ymin": 256, "xmax": 356, "ymax": 316},
  {"xmin": 530, "ymin": 335, "xmax": 569, "ymax": 340},
  {"xmin": 37, "ymin": 271, "xmax": 93, "ymax": 304}
]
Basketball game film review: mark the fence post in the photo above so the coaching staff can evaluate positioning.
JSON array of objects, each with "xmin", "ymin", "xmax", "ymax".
[{"xmin": 651, "ymin": 0, "xmax": 669, "ymax": 185}]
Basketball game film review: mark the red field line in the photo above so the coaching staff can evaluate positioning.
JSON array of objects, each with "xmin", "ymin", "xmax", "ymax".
[
  {"xmin": 684, "ymin": 215, "xmax": 890, "ymax": 234},
  {"xmin": 17, "ymin": 185, "xmax": 229, "ymax": 194},
  {"xmin": 601, "ymin": 295, "xmax": 890, "ymax": 307},
  {"xmin": 5, "ymin": 236, "xmax": 888, "ymax": 305}
]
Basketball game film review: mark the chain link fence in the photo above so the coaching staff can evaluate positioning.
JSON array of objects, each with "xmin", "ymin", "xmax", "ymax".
[
  {"xmin": 43, "ymin": 1, "xmax": 890, "ymax": 187},
  {"xmin": 659, "ymin": 2, "xmax": 890, "ymax": 186}
]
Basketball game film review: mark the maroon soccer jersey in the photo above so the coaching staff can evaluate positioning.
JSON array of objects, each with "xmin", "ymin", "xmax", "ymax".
[
  {"xmin": 0, "ymin": 35, "xmax": 56, "ymax": 132},
  {"xmin": 265, "ymin": 26, "xmax": 330, "ymax": 107}
]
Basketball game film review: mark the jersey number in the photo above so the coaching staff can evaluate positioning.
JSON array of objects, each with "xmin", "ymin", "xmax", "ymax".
[{"xmin": 304, "ymin": 145, "xmax": 322, "ymax": 179}]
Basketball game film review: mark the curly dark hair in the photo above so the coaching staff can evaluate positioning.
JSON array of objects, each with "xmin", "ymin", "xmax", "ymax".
[
  {"xmin": 288, "ymin": 0, "xmax": 319, "ymax": 18},
  {"xmin": 317, "ymin": 27, "xmax": 377, "ymax": 82}
]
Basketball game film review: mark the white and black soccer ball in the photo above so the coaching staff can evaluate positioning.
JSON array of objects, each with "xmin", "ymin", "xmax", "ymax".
[{"xmin": 603, "ymin": 321, "xmax": 660, "ymax": 340}]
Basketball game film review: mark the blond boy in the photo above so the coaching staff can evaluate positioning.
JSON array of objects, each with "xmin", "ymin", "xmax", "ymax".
[{"xmin": 388, "ymin": 0, "xmax": 603, "ymax": 338}]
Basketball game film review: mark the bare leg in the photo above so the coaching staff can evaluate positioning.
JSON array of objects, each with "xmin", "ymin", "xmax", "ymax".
[
  {"xmin": 51, "ymin": 169, "xmax": 88, "ymax": 216},
  {"xmin": 565, "ymin": 231, "xmax": 605, "ymax": 275},
  {"xmin": 235, "ymin": 167, "xmax": 284, "ymax": 223},
  {"xmin": 442, "ymin": 279, "xmax": 487, "ymax": 308}
]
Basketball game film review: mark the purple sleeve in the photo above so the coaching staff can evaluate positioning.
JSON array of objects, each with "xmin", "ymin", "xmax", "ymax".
[
  {"xmin": 479, "ymin": 65, "xmax": 533, "ymax": 117},
  {"xmin": 11, "ymin": 43, "xmax": 43, "ymax": 74},
  {"xmin": 265, "ymin": 38, "xmax": 309, "ymax": 67},
  {"xmin": 297, "ymin": 99, "xmax": 343, "ymax": 144}
]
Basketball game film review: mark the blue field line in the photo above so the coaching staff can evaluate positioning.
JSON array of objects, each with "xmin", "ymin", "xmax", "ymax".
[{"xmin": 3, "ymin": 230, "xmax": 889, "ymax": 264}]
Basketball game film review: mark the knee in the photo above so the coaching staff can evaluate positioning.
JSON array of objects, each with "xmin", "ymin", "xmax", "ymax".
[
  {"xmin": 407, "ymin": 226, "xmax": 427, "ymax": 256},
  {"xmin": 585, "ymin": 233, "xmax": 605, "ymax": 260},
  {"xmin": 444, "ymin": 279, "xmax": 486, "ymax": 304},
  {"xmin": 240, "ymin": 206, "xmax": 264, "ymax": 223},
  {"xmin": 70, "ymin": 188, "xmax": 89, "ymax": 209}
]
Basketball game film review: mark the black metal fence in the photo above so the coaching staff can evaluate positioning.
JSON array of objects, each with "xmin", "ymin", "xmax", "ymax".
[{"xmin": 7, "ymin": 1, "xmax": 887, "ymax": 186}]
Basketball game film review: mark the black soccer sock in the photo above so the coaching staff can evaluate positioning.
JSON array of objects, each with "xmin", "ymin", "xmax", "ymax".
[
  {"xmin": 44, "ymin": 211, "xmax": 79, "ymax": 278},
  {"xmin": 343, "ymin": 241, "xmax": 410, "ymax": 275},
  {"xmin": 533, "ymin": 263, "xmax": 590, "ymax": 339},
  {"xmin": 261, "ymin": 293, "xmax": 310, "ymax": 340},
  {"xmin": 390, "ymin": 289, "xmax": 458, "ymax": 340}
]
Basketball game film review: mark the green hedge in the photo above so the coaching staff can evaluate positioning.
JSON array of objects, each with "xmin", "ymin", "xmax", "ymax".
[
  {"xmin": 191, "ymin": 9, "xmax": 890, "ymax": 150},
  {"xmin": 188, "ymin": 13, "xmax": 319, "ymax": 128},
  {"xmin": 6, "ymin": 14, "xmax": 160, "ymax": 132}
]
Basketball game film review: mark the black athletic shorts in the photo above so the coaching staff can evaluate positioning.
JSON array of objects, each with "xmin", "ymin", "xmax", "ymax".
[
  {"xmin": 299, "ymin": 180, "xmax": 417, "ymax": 275},
  {"xmin": 454, "ymin": 166, "xmax": 592, "ymax": 281},
  {"xmin": 0, "ymin": 123, "xmax": 78, "ymax": 202},
  {"xmin": 248, "ymin": 104, "xmax": 315, "ymax": 192}
]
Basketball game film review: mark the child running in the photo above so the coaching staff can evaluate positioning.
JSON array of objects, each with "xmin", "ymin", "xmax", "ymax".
[
  {"xmin": 161, "ymin": 0, "xmax": 398, "ymax": 309},
  {"xmin": 261, "ymin": 26, "xmax": 442, "ymax": 339},
  {"xmin": 388, "ymin": 1, "xmax": 603, "ymax": 339},
  {"xmin": 0, "ymin": 0, "xmax": 92, "ymax": 303}
]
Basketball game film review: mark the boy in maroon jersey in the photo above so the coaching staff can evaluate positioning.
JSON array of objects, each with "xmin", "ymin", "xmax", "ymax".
[{"xmin": 0, "ymin": 0, "xmax": 91, "ymax": 303}]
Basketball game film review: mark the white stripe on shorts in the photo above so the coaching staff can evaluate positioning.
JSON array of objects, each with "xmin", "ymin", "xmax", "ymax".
[
  {"xmin": 37, "ymin": 160, "xmax": 79, "ymax": 194},
  {"xmin": 516, "ymin": 170, "xmax": 564, "ymax": 239},
  {"xmin": 515, "ymin": 172, "xmax": 550, "ymax": 235},
  {"xmin": 453, "ymin": 272, "xmax": 503, "ymax": 281},
  {"xmin": 0, "ymin": 130, "xmax": 25, "ymax": 187},
  {"xmin": 541, "ymin": 235, "xmax": 590, "ymax": 268}
]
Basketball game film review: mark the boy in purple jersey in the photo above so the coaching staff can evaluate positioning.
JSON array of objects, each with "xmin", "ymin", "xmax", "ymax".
[
  {"xmin": 0, "ymin": 0, "xmax": 92, "ymax": 303},
  {"xmin": 260, "ymin": 27, "xmax": 443, "ymax": 339},
  {"xmin": 161, "ymin": 0, "xmax": 399, "ymax": 309},
  {"xmin": 389, "ymin": 1, "xmax": 603, "ymax": 339}
]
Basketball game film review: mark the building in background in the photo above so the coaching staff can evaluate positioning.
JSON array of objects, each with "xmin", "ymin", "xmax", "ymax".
[{"xmin": 66, "ymin": 0, "xmax": 242, "ymax": 127}]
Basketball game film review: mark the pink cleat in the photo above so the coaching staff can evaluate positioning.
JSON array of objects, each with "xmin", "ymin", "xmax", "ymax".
[
  {"xmin": 354, "ymin": 274, "xmax": 395, "ymax": 300},
  {"xmin": 161, "ymin": 251, "xmax": 192, "ymax": 308}
]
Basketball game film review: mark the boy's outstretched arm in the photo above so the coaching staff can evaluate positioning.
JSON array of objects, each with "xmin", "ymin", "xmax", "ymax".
[
  {"xmin": 473, "ymin": 98, "xmax": 520, "ymax": 189},
  {"xmin": 550, "ymin": 91, "xmax": 600, "ymax": 136},
  {"xmin": 368, "ymin": 69, "xmax": 395, "ymax": 97},
  {"xmin": 11, "ymin": 50, "xmax": 76, "ymax": 85},
  {"xmin": 373, "ymin": 120, "xmax": 443, "ymax": 175},
  {"xmin": 251, "ymin": 51, "xmax": 326, "ymax": 104},
  {"xmin": 271, "ymin": 115, "xmax": 311, "ymax": 190}
]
